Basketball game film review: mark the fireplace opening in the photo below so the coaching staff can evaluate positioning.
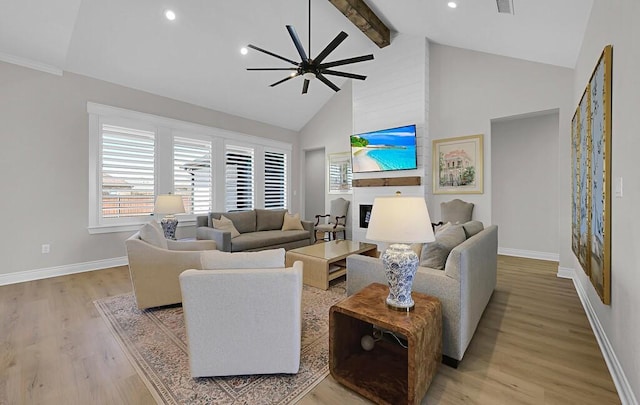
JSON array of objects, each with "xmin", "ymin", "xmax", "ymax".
[{"xmin": 359, "ymin": 204, "xmax": 373, "ymax": 228}]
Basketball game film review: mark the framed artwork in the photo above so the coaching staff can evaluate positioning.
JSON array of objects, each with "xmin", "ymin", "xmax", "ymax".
[
  {"xmin": 571, "ymin": 45, "xmax": 612, "ymax": 304},
  {"xmin": 328, "ymin": 152, "xmax": 353, "ymax": 194},
  {"xmin": 433, "ymin": 134, "xmax": 484, "ymax": 194}
]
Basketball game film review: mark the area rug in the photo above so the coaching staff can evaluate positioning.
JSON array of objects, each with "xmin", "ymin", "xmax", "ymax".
[{"xmin": 94, "ymin": 281, "xmax": 346, "ymax": 405}]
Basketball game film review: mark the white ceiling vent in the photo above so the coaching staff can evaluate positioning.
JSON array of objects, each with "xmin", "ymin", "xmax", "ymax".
[{"xmin": 497, "ymin": 0, "xmax": 515, "ymax": 14}]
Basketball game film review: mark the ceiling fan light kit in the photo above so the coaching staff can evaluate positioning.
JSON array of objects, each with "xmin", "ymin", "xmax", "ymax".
[{"xmin": 245, "ymin": 0, "xmax": 374, "ymax": 94}]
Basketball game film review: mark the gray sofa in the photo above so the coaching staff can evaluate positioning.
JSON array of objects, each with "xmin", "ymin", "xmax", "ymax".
[
  {"xmin": 196, "ymin": 209, "xmax": 314, "ymax": 252},
  {"xmin": 346, "ymin": 223, "xmax": 498, "ymax": 367}
]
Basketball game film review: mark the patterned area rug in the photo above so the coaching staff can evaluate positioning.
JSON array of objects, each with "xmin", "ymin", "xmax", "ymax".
[{"xmin": 94, "ymin": 281, "xmax": 347, "ymax": 405}]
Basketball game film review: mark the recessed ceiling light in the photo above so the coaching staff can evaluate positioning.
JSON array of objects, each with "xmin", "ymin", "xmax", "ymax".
[
  {"xmin": 165, "ymin": 10, "xmax": 176, "ymax": 21},
  {"xmin": 240, "ymin": 47, "xmax": 248, "ymax": 55},
  {"xmin": 447, "ymin": 2, "xmax": 457, "ymax": 8}
]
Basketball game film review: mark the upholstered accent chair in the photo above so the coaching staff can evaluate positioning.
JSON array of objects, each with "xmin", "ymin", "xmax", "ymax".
[
  {"xmin": 179, "ymin": 253, "xmax": 303, "ymax": 377},
  {"xmin": 314, "ymin": 197, "xmax": 350, "ymax": 241},
  {"xmin": 125, "ymin": 221, "xmax": 217, "ymax": 310},
  {"xmin": 440, "ymin": 199, "xmax": 474, "ymax": 224}
]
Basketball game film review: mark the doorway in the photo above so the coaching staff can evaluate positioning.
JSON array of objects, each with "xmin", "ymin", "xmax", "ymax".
[{"xmin": 304, "ymin": 148, "xmax": 325, "ymax": 222}]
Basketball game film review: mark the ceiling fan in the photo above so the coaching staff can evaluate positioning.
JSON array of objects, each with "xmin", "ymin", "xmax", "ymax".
[{"xmin": 245, "ymin": 0, "xmax": 374, "ymax": 94}]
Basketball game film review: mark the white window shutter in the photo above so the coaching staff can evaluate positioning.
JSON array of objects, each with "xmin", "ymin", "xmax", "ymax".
[
  {"xmin": 264, "ymin": 150, "xmax": 287, "ymax": 209},
  {"xmin": 225, "ymin": 145, "xmax": 254, "ymax": 211},
  {"xmin": 100, "ymin": 124, "xmax": 155, "ymax": 219},
  {"xmin": 174, "ymin": 137, "xmax": 212, "ymax": 214}
]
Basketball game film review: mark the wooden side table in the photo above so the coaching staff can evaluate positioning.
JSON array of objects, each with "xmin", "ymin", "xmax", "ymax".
[{"xmin": 329, "ymin": 283, "xmax": 442, "ymax": 405}]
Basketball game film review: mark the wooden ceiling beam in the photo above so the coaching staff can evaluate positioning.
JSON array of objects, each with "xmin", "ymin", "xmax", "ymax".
[{"xmin": 328, "ymin": 0, "xmax": 391, "ymax": 48}]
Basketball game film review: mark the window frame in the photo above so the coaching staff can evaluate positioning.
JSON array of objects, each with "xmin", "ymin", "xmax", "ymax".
[{"xmin": 88, "ymin": 102, "xmax": 292, "ymax": 234}]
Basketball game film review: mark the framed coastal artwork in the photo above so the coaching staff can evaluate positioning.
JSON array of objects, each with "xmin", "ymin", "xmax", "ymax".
[
  {"xmin": 432, "ymin": 134, "xmax": 484, "ymax": 194},
  {"xmin": 328, "ymin": 152, "xmax": 352, "ymax": 194},
  {"xmin": 571, "ymin": 45, "xmax": 612, "ymax": 304}
]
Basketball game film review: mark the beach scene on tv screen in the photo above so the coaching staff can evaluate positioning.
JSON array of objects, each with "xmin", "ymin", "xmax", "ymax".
[{"xmin": 351, "ymin": 125, "xmax": 417, "ymax": 173}]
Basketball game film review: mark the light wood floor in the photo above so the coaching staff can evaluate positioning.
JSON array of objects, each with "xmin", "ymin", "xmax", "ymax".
[{"xmin": 0, "ymin": 256, "xmax": 620, "ymax": 404}]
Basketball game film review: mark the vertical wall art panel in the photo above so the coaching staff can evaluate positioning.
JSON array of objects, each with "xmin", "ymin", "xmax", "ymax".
[
  {"xmin": 588, "ymin": 45, "xmax": 612, "ymax": 304},
  {"xmin": 571, "ymin": 110, "xmax": 580, "ymax": 260},
  {"xmin": 572, "ymin": 45, "xmax": 612, "ymax": 304},
  {"xmin": 578, "ymin": 87, "xmax": 591, "ymax": 277}
]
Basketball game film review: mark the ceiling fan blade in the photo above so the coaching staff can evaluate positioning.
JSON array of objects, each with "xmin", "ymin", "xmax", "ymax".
[
  {"xmin": 247, "ymin": 68, "xmax": 298, "ymax": 71},
  {"xmin": 247, "ymin": 44, "xmax": 299, "ymax": 66},
  {"xmin": 321, "ymin": 69, "xmax": 367, "ymax": 80},
  {"xmin": 270, "ymin": 74, "xmax": 298, "ymax": 87},
  {"xmin": 314, "ymin": 31, "xmax": 348, "ymax": 64},
  {"xmin": 286, "ymin": 25, "xmax": 308, "ymax": 62},
  {"xmin": 316, "ymin": 73, "xmax": 340, "ymax": 92},
  {"xmin": 302, "ymin": 79, "xmax": 310, "ymax": 94},
  {"xmin": 318, "ymin": 54, "xmax": 374, "ymax": 69}
]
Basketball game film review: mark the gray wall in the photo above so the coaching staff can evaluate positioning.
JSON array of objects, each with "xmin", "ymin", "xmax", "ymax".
[
  {"xmin": 491, "ymin": 112, "xmax": 559, "ymax": 259},
  {"xmin": 571, "ymin": 0, "xmax": 640, "ymax": 400},
  {"xmin": 428, "ymin": 43, "xmax": 574, "ymax": 268},
  {"xmin": 0, "ymin": 61, "xmax": 298, "ymax": 278}
]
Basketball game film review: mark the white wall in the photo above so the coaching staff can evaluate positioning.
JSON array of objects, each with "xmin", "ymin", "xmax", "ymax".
[
  {"xmin": 0, "ymin": 61, "xmax": 298, "ymax": 280},
  {"xmin": 352, "ymin": 34, "xmax": 429, "ymax": 243},
  {"xmin": 428, "ymin": 44, "xmax": 574, "ymax": 268},
  {"xmin": 570, "ymin": 0, "xmax": 640, "ymax": 402},
  {"xmin": 491, "ymin": 111, "xmax": 559, "ymax": 260}
]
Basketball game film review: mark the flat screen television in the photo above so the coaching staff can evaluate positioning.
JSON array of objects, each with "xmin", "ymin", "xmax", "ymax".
[{"xmin": 350, "ymin": 124, "xmax": 417, "ymax": 173}]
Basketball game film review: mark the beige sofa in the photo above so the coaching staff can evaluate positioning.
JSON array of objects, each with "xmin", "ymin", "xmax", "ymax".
[
  {"xmin": 346, "ymin": 222, "xmax": 498, "ymax": 367},
  {"xmin": 125, "ymin": 229, "xmax": 217, "ymax": 309},
  {"xmin": 196, "ymin": 209, "xmax": 314, "ymax": 252}
]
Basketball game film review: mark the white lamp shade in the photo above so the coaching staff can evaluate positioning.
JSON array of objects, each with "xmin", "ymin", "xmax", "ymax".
[
  {"xmin": 154, "ymin": 194, "xmax": 186, "ymax": 215},
  {"xmin": 366, "ymin": 196, "xmax": 435, "ymax": 244}
]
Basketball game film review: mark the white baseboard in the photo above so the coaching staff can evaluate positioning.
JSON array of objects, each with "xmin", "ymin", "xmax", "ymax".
[
  {"xmin": 569, "ymin": 273, "xmax": 638, "ymax": 405},
  {"xmin": 498, "ymin": 247, "xmax": 559, "ymax": 262},
  {"xmin": 0, "ymin": 257, "xmax": 128, "ymax": 286},
  {"xmin": 556, "ymin": 266, "xmax": 574, "ymax": 279}
]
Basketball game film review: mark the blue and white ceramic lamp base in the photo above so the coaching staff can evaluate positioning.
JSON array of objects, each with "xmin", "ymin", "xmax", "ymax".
[
  {"xmin": 161, "ymin": 216, "xmax": 179, "ymax": 240},
  {"xmin": 381, "ymin": 243, "xmax": 419, "ymax": 311}
]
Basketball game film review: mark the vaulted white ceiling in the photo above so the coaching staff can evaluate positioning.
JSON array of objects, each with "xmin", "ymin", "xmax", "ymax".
[{"xmin": 0, "ymin": 0, "xmax": 593, "ymax": 131}]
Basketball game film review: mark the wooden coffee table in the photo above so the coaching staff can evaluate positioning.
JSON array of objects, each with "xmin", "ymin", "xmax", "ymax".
[{"xmin": 285, "ymin": 240, "xmax": 377, "ymax": 290}]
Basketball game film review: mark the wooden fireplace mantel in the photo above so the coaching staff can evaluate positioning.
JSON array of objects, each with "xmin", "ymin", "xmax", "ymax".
[{"xmin": 352, "ymin": 176, "xmax": 421, "ymax": 188}]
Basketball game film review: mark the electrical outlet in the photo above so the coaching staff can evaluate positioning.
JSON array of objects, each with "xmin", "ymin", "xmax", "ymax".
[{"xmin": 41, "ymin": 244, "xmax": 50, "ymax": 254}]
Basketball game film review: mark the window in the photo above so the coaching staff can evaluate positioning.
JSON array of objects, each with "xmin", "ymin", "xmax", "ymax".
[
  {"xmin": 173, "ymin": 136, "xmax": 212, "ymax": 215},
  {"xmin": 89, "ymin": 103, "xmax": 292, "ymax": 233},
  {"xmin": 225, "ymin": 145, "xmax": 254, "ymax": 211},
  {"xmin": 264, "ymin": 150, "xmax": 287, "ymax": 209},
  {"xmin": 328, "ymin": 152, "xmax": 353, "ymax": 194},
  {"xmin": 100, "ymin": 124, "xmax": 156, "ymax": 219}
]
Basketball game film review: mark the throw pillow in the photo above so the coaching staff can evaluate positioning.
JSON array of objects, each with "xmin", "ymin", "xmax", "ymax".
[
  {"xmin": 200, "ymin": 248, "xmax": 286, "ymax": 270},
  {"xmin": 462, "ymin": 220, "xmax": 484, "ymax": 239},
  {"xmin": 434, "ymin": 221, "xmax": 452, "ymax": 235},
  {"xmin": 139, "ymin": 221, "xmax": 168, "ymax": 249},
  {"xmin": 282, "ymin": 213, "xmax": 304, "ymax": 231},
  {"xmin": 213, "ymin": 215, "xmax": 241, "ymax": 238},
  {"xmin": 420, "ymin": 224, "xmax": 466, "ymax": 270}
]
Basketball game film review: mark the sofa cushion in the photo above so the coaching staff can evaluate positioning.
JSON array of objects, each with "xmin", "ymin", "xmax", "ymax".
[
  {"xmin": 256, "ymin": 209, "xmax": 286, "ymax": 231},
  {"xmin": 231, "ymin": 230, "xmax": 310, "ymax": 252},
  {"xmin": 213, "ymin": 215, "xmax": 240, "ymax": 238},
  {"xmin": 139, "ymin": 222, "xmax": 168, "ymax": 249},
  {"xmin": 210, "ymin": 210, "xmax": 256, "ymax": 234},
  {"xmin": 200, "ymin": 248, "xmax": 285, "ymax": 269},
  {"xmin": 462, "ymin": 220, "xmax": 484, "ymax": 239},
  {"xmin": 282, "ymin": 213, "xmax": 304, "ymax": 231},
  {"xmin": 420, "ymin": 224, "xmax": 466, "ymax": 270}
]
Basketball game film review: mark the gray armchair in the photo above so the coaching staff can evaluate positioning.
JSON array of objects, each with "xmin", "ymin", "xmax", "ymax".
[
  {"xmin": 440, "ymin": 199, "xmax": 474, "ymax": 224},
  {"xmin": 314, "ymin": 197, "xmax": 350, "ymax": 241}
]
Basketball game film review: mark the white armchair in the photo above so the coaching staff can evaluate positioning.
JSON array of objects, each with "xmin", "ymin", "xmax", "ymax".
[{"xmin": 179, "ymin": 261, "xmax": 303, "ymax": 377}]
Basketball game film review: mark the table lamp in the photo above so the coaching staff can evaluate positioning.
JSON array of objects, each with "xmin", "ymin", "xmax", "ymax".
[
  {"xmin": 366, "ymin": 192, "xmax": 435, "ymax": 311},
  {"xmin": 154, "ymin": 193, "xmax": 185, "ymax": 240}
]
